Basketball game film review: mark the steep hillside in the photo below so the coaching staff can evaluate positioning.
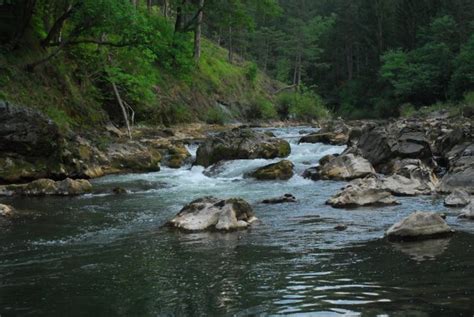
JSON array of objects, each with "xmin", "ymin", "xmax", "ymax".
[{"xmin": 0, "ymin": 37, "xmax": 282, "ymax": 131}]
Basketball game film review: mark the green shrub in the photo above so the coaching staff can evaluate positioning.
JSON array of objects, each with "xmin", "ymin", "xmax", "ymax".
[
  {"xmin": 464, "ymin": 91, "xmax": 474, "ymax": 105},
  {"xmin": 277, "ymin": 90, "xmax": 329, "ymax": 121},
  {"xmin": 399, "ymin": 103, "xmax": 417, "ymax": 117},
  {"xmin": 205, "ymin": 107, "xmax": 228, "ymax": 125},
  {"xmin": 247, "ymin": 96, "xmax": 277, "ymax": 120},
  {"xmin": 245, "ymin": 63, "xmax": 258, "ymax": 83},
  {"xmin": 338, "ymin": 103, "xmax": 372, "ymax": 119},
  {"xmin": 44, "ymin": 106, "xmax": 74, "ymax": 131},
  {"xmin": 461, "ymin": 91, "xmax": 474, "ymax": 117}
]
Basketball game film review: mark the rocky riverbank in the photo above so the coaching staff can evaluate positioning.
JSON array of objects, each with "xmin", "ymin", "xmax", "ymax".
[{"xmin": 1, "ymin": 101, "xmax": 473, "ymax": 210}]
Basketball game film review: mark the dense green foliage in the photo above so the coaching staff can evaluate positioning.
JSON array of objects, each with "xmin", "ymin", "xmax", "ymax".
[
  {"xmin": 203, "ymin": 0, "xmax": 474, "ymax": 118},
  {"xmin": 1, "ymin": 0, "xmax": 473, "ymax": 125}
]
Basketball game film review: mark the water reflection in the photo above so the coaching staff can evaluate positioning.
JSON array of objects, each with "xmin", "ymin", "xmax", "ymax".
[{"xmin": 391, "ymin": 237, "xmax": 451, "ymax": 262}]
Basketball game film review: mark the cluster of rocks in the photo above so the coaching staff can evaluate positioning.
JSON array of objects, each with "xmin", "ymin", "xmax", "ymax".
[
  {"xmin": 300, "ymin": 116, "xmax": 473, "ymax": 209},
  {"xmin": 0, "ymin": 102, "xmax": 194, "ymax": 185}
]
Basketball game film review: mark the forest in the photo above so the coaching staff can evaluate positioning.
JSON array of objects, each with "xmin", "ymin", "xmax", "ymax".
[{"xmin": 1, "ymin": 0, "xmax": 474, "ymax": 126}]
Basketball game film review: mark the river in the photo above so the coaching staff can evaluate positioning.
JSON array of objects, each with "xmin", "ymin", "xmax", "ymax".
[{"xmin": 0, "ymin": 126, "xmax": 473, "ymax": 316}]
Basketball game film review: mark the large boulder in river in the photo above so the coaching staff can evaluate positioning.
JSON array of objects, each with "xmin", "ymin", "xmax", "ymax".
[
  {"xmin": 195, "ymin": 128, "xmax": 291, "ymax": 167},
  {"xmin": 315, "ymin": 154, "xmax": 375, "ymax": 181},
  {"xmin": 106, "ymin": 141, "xmax": 161, "ymax": 173},
  {"xmin": 386, "ymin": 212, "xmax": 454, "ymax": 241},
  {"xmin": 248, "ymin": 160, "xmax": 294, "ymax": 180},
  {"xmin": 326, "ymin": 177, "xmax": 400, "ymax": 208},
  {"xmin": 167, "ymin": 197, "xmax": 258, "ymax": 231},
  {"xmin": 355, "ymin": 123, "xmax": 432, "ymax": 169},
  {"xmin": 444, "ymin": 189, "xmax": 471, "ymax": 207}
]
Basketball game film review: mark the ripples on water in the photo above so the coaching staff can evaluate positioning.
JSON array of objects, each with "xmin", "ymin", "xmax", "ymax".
[{"xmin": 0, "ymin": 126, "xmax": 473, "ymax": 316}]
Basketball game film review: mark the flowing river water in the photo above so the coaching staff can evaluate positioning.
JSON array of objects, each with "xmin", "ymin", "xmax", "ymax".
[{"xmin": 0, "ymin": 126, "xmax": 473, "ymax": 316}]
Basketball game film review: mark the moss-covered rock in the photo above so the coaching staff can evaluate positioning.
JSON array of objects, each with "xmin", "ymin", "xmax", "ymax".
[{"xmin": 248, "ymin": 160, "xmax": 294, "ymax": 181}]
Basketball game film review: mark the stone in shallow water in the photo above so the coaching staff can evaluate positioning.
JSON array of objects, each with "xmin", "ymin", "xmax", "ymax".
[
  {"xmin": 444, "ymin": 189, "xmax": 471, "ymax": 207},
  {"xmin": 167, "ymin": 197, "xmax": 258, "ymax": 232},
  {"xmin": 386, "ymin": 212, "xmax": 454, "ymax": 241},
  {"xmin": 248, "ymin": 160, "xmax": 294, "ymax": 181}
]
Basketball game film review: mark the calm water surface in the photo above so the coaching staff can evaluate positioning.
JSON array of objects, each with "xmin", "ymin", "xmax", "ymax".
[{"xmin": 1, "ymin": 127, "xmax": 473, "ymax": 316}]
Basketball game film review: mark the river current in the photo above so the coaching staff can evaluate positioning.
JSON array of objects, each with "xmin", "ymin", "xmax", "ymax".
[{"xmin": 0, "ymin": 126, "xmax": 473, "ymax": 316}]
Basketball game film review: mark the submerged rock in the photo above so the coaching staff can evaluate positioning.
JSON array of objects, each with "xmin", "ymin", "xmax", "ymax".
[
  {"xmin": 334, "ymin": 224, "xmax": 348, "ymax": 231},
  {"xmin": 386, "ymin": 212, "xmax": 454, "ymax": 241},
  {"xmin": 195, "ymin": 128, "xmax": 291, "ymax": 167},
  {"xmin": 326, "ymin": 177, "xmax": 400, "ymax": 208},
  {"xmin": 113, "ymin": 187, "xmax": 128, "ymax": 195},
  {"xmin": 444, "ymin": 189, "xmax": 471, "ymax": 207},
  {"xmin": 459, "ymin": 202, "xmax": 474, "ymax": 220},
  {"xmin": 167, "ymin": 197, "xmax": 258, "ymax": 231},
  {"xmin": 248, "ymin": 160, "xmax": 294, "ymax": 181},
  {"xmin": 0, "ymin": 204, "xmax": 14, "ymax": 217},
  {"xmin": 0, "ymin": 178, "xmax": 92, "ymax": 196},
  {"xmin": 262, "ymin": 194, "xmax": 296, "ymax": 204}
]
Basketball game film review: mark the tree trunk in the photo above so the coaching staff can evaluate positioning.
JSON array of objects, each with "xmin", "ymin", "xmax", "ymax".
[
  {"xmin": 112, "ymin": 81, "xmax": 132, "ymax": 139},
  {"xmin": 175, "ymin": 1, "xmax": 186, "ymax": 32},
  {"xmin": 41, "ymin": 3, "xmax": 76, "ymax": 47},
  {"xmin": 163, "ymin": 0, "xmax": 168, "ymax": 18},
  {"xmin": 193, "ymin": 0, "xmax": 204, "ymax": 61},
  {"xmin": 228, "ymin": 26, "xmax": 233, "ymax": 63},
  {"xmin": 147, "ymin": 0, "xmax": 152, "ymax": 12}
]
